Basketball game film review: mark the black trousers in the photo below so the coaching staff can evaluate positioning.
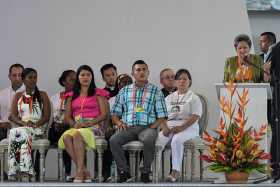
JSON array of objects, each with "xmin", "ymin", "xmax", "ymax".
[
  {"xmin": 48, "ymin": 124, "xmax": 72, "ymax": 175},
  {"xmin": 270, "ymin": 85, "xmax": 280, "ymax": 176}
]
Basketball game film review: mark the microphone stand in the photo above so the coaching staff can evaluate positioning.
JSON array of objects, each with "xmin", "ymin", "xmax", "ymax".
[{"xmin": 242, "ymin": 58, "xmax": 277, "ymax": 184}]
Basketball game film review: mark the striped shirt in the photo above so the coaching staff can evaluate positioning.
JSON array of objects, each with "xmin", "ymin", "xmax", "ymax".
[{"xmin": 111, "ymin": 82, "xmax": 168, "ymax": 126}]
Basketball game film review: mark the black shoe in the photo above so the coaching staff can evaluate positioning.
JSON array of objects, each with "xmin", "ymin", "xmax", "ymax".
[
  {"xmin": 118, "ymin": 171, "xmax": 132, "ymax": 183},
  {"xmin": 141, "ymin": 172, "xmax": 151, "ymax": 183}
]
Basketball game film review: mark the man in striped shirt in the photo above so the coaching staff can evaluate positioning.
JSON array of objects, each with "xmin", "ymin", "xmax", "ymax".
[{"xmin": 110, "ymin": 60, "xmax": 168, "ymax": 183}]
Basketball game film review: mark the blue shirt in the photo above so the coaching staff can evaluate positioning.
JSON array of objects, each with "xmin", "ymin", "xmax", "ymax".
[{"xmin": 111, "ymin": 82, "xmax": 168, "ymax": 126}]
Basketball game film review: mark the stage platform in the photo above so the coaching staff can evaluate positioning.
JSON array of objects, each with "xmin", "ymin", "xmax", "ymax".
[{"xmin": 0, "ymin": 181, "xmax": 280, "ymax": 187}]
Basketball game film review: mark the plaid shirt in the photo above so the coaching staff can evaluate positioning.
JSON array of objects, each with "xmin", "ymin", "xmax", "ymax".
[{"xmin": 111, "ymin": 82, "xmax": 168, "ymax": 126}]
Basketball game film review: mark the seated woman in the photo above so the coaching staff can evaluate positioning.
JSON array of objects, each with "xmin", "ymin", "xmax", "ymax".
[
  {"xmin": 157, "ymin": 69, "xmax": 202, "ymax": 182},
  {"xmin": 58, "ymin": 65, "xmax": 109, "ymax": 183},
  {"xmin": 48, "ymin": 69, "xmax": 76, "ymax": 182},
  {"xmin": 223, "ymin": 34, "xmax": 263, "ymax": 83},
  {"xmin": 8, "ymin": 68, "xmax": 51, "ymax": 178}
]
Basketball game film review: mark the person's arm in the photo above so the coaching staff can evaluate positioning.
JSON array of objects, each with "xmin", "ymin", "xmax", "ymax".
[
  {"xmin": 83, "ymin": 96, "xmax": 109, "ymax": 127},
  {"xmin": 171, "ymin": 94, "xmax": 202, "ymax": 134},
  {"xmin": 64, "ymin": 97, "xmax": 76, "ymax": 128},
  {"xmin": 110, "ymin": 89, "xmax": 127, "ymax": 130},
  {"xmin": 223, "ymin": 57, "xmax": 231, "ymax": 83},
  {"xmin": 171, "ymin": 114, "xmax": 200, "ymax": 134},
  {"xmin": 34, "ymin": 91, "xmax": 51, "ymax": 128},
  {"xmin": 9, "ymin": 92, "xmax": 26, "ymax": 126},
  {"xmin": 149, "ymin": 87, "xmax": 168, "ymax": 129}
]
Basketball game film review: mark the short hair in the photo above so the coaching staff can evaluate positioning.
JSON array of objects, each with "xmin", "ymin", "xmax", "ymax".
[
  {"xmin": 9, "ymin": 63, "xmax": 24, "ymax": 74},
  {"xmin": 58, "ymin": 70, "xmax": 75, "ymax": 87},
  {"xmin": 175, "ymin": 68, "xmax": 192, "ymax": 87},
  {"xmin": 260, "ymin": 32, "xmax": 276, "ymax": 44},
  {"xmin": 234, "ymin": 34, "xmax": 252, "ymax": 49},
  {"xmin": 160, "ymin": 68, "xmax": 173, "ymax": 79},
  {"xmin": 132, "ymin": 60, "xmax": 148, "ymax": 71},
  {"xmin": 100, "ymin": 63, "xmax": 117, "ymax": 78}
]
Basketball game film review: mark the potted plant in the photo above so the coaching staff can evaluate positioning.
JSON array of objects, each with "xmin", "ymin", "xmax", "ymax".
[{"xmin": 201, "ymin": 82, "xmax": 271, "ymax": 183}]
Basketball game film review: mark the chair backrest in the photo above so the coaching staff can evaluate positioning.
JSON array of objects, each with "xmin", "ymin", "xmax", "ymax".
[{"xmin": 196, "ymin": 93, "xmax": 209, "ymax": 136}]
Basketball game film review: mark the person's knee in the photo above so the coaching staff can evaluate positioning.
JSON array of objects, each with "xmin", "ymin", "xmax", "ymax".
[
  {"xmin": 63, "ymin": 135, "xmax": 73, "ymax": 143},
  {"xmin": 73, "ymin": 132, "xmax": 82, "ymax": 141},
  {"xmin": 171, "ymin": 135, "xmax": 184, "ymax": 147},
  {"xmin": 109, "ymin": 133, "xmax": 120, "ymax": 147},
  {"xmin": 139, "ymin": 129, "xmax": 157, "ymax": 145}
]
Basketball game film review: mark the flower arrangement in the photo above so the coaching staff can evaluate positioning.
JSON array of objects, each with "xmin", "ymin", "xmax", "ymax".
[{"xmin": 201, "ymin": 82, "xmax": 271, "ymax": 174}]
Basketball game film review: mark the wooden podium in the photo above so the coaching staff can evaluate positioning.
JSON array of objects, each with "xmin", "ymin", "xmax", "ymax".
[{"xmin": 215, "ymin": 83, "xmax": 272, "ymax": 182}]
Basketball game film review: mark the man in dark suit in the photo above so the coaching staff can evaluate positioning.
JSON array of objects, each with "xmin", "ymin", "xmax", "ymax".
[
  {"xmin": 269, "ymin": 41, "xmax": 280, "ymax": 181},
  {"xmin": 259, "ymin": 32, "xmax": 276, "ymax": 64}
]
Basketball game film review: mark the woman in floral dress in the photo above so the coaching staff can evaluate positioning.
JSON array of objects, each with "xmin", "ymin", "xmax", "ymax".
[{"xmin": 8, "ymin": 68, "xmax": 51, "ymax": 178}]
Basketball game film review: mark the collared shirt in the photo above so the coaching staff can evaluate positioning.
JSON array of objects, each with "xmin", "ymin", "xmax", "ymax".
[
  {"xmin": 263, "ymin": 44, "xmax": 276, "ymax": 64},
  {"xmin": 111, "ymin": 82, "xmax": 168, "ymax": 126},
  {"xmin": 0, "ymin": 84, "xmax": 25, "ymax": 123}
]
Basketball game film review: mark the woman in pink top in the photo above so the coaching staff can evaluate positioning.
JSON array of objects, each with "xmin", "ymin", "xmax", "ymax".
[{"xmin": 58, "ymin": 65, "xmax": 109, "ymax": 183}]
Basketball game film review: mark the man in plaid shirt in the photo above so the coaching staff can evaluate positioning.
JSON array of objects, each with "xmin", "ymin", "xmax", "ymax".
[{"xmin": 110, "ymin": 60, "xmax": 168, "ymax": 183}]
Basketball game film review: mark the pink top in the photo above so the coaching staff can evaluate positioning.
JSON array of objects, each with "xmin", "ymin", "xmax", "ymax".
[{"xmin": 65, "ymin": 88, "xmax": 109, "ymax": 119}]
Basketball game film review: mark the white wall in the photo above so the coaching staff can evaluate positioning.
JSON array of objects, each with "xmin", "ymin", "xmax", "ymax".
[
  {"xmin": 248, "ymin": 10, "xmax": 280, "ymax": 52},
  {"xmin": 0, "ymin": 0, "xmax": 252, "ymax": 179}
]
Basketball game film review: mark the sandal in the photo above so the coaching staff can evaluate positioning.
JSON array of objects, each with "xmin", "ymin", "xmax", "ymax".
[
  {"xmin": 166, "ymin": 170, "xmax": 180, "ymax": 182},
  {"xmin": 83, "ymin": 169, "xmax": 92, "ymax": 183},
  {"xmin": 73, "ymin": 170, "xmax": 84, "ymax": 183}
]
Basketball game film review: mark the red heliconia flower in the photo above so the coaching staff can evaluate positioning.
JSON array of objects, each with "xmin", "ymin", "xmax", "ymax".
[
  {"xmin": 200, "ymin": 155, "xmax": 213, "ymax": 163},
  {"xmin": 259, "ymin": 152, "xmax": 271, "ymax": 160},
  {"xmin": 202, "ymin": 131, "xmax": 215, "ymax": 142}
]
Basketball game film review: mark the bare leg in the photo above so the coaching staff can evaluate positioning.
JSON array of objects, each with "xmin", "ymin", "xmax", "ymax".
[
  {"xmin": 63, "ymin": 135, "xmax": 77, "ymax": 165},
  {"xmin": 73, "ymin": 132, "xmax": 86, "ymax": 178}
]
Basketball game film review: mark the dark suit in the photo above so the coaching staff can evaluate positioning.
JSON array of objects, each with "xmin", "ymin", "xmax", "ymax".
[{"xmin": 269, "ymin": 42, "xmax": 280, "ymax": 177}]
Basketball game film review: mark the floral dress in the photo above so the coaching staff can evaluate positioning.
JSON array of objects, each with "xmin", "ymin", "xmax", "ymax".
[{"xmin": 8, "ymin": 92, "xmax": 45, "ymax": 176}]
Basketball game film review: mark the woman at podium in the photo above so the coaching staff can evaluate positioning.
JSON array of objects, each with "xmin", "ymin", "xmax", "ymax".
[{"xmin": 223, "ymin": 34, "xmax": 263, "ymax": 83}]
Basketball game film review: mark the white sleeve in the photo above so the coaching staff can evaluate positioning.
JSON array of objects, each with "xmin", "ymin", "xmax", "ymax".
[{"xmin": 191, "ymin": 94, "xmax": 202, "ymax": 117}]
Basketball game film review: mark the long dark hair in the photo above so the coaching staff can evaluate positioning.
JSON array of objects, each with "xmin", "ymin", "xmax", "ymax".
[
  {"xmin": 72, "ymin": 65, "xmax": 96, "ymax": 101},
  {"xmin": 21, "ymin": 68, "xmax": 42, "ymax": 108}
]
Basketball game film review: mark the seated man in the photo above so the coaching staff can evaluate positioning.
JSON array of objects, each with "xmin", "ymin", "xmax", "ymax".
[
  {"xmin": 110, "ymin": 60, "xmax": 168, "ymax": 183},
  {"xmin": 160, "ymin": 68, "xmax": 176, "ymax": 97}
]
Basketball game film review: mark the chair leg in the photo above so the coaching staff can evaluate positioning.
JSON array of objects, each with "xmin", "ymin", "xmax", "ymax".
[
  {"xmin": 0, "ymin": 151, "xmax": 4, "ymax": 182},
  {"xmin": 128, "ymin": 150, "xmax": 136, "ymax": 182},
  {"xmin": 97, "ymin": 149, "xmax": 104, "ymax": 183},
  {"xmin": 39, "ymin": 149, "xmax": 46, "ymax": 182},
  {"xmin": 58, "ymin": 149, "xmax": 64, "ymax": 181},
  {"xmin": 199, "ymin": 149, "xmax": 204, "ymax": 181},
  {"xmin": 159, "ymin": 150, "xmax": 165, "ymax": 181},
  {"xmin": 182, "ymin": 147, "xmax": 188, "ymax": 182},
  {"xmin": 153, "ymin": 148, "xmax": 161, "ymax": 183},
  {"xmin": 190, "ymin": 148, "xmax": 195, "ymax": 182}
]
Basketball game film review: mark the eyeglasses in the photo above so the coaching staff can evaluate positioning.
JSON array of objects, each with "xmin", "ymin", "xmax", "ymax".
[{"xmin": 162, "ymin": 76, "xmax": 175, "ymax": 80}]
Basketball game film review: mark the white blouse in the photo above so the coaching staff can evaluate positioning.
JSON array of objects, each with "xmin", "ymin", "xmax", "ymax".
[{"xmin": 165, "ymin": 90, "xmax": 202, "ymax": 128}]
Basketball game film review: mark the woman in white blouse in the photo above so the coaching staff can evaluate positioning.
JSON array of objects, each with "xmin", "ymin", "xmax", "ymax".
[{"xmin": 157, "ymin": 69, "xmax": 202, "ymax": 182}]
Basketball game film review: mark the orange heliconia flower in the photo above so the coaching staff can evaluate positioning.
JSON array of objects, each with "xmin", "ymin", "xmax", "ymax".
[
  {"xmin": 225, "ymin": 81, "xmax": 236, "ymax": 98},
  {"xmin": 202, "ymin": 131, "xmax": 215, "ymax": 143},
  {"xmin": 237, "ymin": 88, "xmax": 249, "ymax": 109}
]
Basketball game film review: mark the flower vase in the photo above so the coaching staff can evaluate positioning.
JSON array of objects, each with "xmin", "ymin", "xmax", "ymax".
[{"xmin": 225, "ymin": 171, "xmax": 249, "ymax": 184}]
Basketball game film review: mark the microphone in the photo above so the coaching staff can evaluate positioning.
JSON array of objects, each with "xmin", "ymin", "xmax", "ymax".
[{"xmin": 243, "ymin": 54, "xmax": 270, "ymax": 76}]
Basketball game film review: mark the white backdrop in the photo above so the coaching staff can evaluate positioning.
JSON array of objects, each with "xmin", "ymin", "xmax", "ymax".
[{"xmin": 0, "ymin": 0, "xmax": 253, "ymax": 178}]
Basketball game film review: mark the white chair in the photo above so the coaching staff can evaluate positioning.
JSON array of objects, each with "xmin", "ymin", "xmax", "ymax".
[
  {"xmin": 154, "ymin": 93, "xmax": 208, "ymax": 182},
  {"xmin": 0, "ymin": 136, "xmax": 50, "ymax": 182},
  {"xmin": 58, "ymin": 135, "xmax": 107, "ymax": 182}
]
